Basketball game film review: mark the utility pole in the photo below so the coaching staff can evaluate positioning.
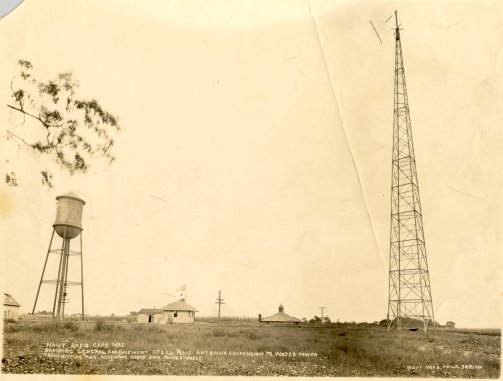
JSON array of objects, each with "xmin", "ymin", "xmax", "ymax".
[
  {"xmin": 319, "ymin": 306, "xmax": 325, "ymax": 323},
  {"xmin": 387, "ymin": 10, "xmax": 434, "ymax": 333},
  {"xmin": 215, "ymin": 290, "xmax": 225, "ymax": 324}
]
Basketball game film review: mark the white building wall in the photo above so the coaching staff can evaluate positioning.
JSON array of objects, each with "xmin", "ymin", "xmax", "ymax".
[
  {"xmin": 137, "ymin": 313, "xmax": 163, "ymax": 323},
  {"xmin": 3, "ymin": 306, "xmax": 20, "ymax": 320},
  {"xmin": 162, "ymin": 310, "xmax": 195, "ymax": 324},
  {"xmin": 137, "ymin": 313, "xmax": 149, "ymax": 323}
]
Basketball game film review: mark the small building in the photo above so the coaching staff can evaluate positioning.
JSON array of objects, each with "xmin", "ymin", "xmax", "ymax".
[
  {"xmin": 160, "ymin": 299, "xmax": 198, "ymax": 324},
  {"xmin": 260, "ymin": 304, "xmax": 301, "ymax": 324},
  {"xmin": 137, "ymin": 308, "xmax": 163, "ymax": 323},
  {"xmin": 3, "ymin": 293, "xmax": 21, "ymax": 320}
]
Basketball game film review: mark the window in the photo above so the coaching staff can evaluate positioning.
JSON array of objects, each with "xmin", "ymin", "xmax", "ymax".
[{"xmin": 174, "ymin": 311, "xmax": 178, "ymax": 317}]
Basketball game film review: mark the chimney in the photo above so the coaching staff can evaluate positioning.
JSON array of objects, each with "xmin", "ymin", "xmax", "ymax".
[{"xmin": 279, "ymin": 304, "xmax": 284, "ymax": 313}]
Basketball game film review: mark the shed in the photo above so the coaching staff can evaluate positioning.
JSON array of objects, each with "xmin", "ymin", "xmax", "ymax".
[
  {"xmin": 161, "ymin": 299, "xmax": 198, "ymax": 324},
  {"xmin": 3, "ymin": 293, "xmax": 21, "ymax": 320},
  {"xmin": 261, "ymin": 305, "xmax": 301, "ymax": 324},
  {"xmin": 137, "ymin": 308, "xmax": 163, "ymax": 323}
]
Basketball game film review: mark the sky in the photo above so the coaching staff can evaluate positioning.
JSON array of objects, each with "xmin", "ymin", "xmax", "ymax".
[{"xmin": 0, "ymin": 0, "xmax": 501, "ymax": 328}]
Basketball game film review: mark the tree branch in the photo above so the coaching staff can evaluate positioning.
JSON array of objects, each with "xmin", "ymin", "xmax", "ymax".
[
  {"xmin": 6, "ymin": 129, "xmax": 33, "ymax": 148},
  {"xmin": 7, "ymin": 104, "xmax": 50, "ymax": 128}
]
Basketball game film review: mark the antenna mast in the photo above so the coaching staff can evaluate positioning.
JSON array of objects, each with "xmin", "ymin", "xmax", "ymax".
[
  {"xmin": 319, "ymin": 306, "xmax": 326, "ymax": 323},
  {"xmin": 215, "ymin": 290, "xmax": 225, "ymax": 324},
  {"xmin": 387, "ymin": 11, "xmax": 435, "ymax": 332}
]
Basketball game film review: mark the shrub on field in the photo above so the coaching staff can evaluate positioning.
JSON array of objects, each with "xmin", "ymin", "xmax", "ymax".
[
  {"xmin": 31, "ymin": 321, "xmax": 61, "ymax": 333},
  {"xmin": 63, "ymin": 321, "xmax": 80, "ymax": 331},
  {"xmin": 461, "ymin": 335, "xmax": 480, "ymax": 345},
  {"xmin": 95, "ymin": 319, "xmax": 105, "ymax": 331},
  {"xmin": 94, "ymin": 319, "xmax": 125, "ymax": 332},
  {"xmin": 246, "ymin": 331, "xmax": 259, "ymax": 341},
  {"xmin": 379, "ymin": 319, "xmax": 390, "ymax": 327},
  {"xmin": 212, "ymin": 328, "xmax": 225, "ymax": 337},
  {"xmin": 4, "ymin": 323, "xmax": 21, "ymax": 333}
]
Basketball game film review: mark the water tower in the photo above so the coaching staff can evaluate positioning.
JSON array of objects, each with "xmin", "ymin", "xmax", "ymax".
[{"xmin": 32, "ymin": 192, "xmax": 86, "ymax": 320}]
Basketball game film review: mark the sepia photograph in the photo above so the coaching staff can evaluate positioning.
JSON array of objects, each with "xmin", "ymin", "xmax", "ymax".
[{"xmin": 0, "ymin": 0, "xmax": 501, "ymax": 379}]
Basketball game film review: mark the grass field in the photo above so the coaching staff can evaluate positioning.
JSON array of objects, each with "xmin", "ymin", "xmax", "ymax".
[{"xmin": 2, "ymin": 320, "xmax": 500, "ymax": 377}]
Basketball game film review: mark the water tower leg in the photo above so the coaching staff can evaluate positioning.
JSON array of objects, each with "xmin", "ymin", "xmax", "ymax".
[
  {"xmin": 80, "ymin": 232, "xmax": 85, "ymax": 321},
  {"xmin": 52, "ymin": 229, "xmax": 67, "ymax": 318},
  {"xmin": 32, "ymin": 228, "xmax": 56, "ymax": 315},
  {"xmin": 61, "ymin": 238, "xmax": 71, "ymax": 320},
  {"xmin": 56, "ymin": 238, "xmax": 70, "ymax": 320}
]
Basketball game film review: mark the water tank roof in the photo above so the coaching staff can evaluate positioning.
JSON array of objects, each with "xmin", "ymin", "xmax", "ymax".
[{"xmin": 56, "ymin": 192, "xmax": 86, "ymax": 205}]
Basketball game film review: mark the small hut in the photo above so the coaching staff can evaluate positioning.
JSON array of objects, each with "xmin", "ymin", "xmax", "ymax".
[
  {"xmin": 137, "ymin": 308, "xmax": 163, "ymax": 323},
  {"xmin": 3, "ymin": 293, "xmax": 21, "ymax": 320},
  {"xmin": 260, "ymin": 304, "xmax": 301, "ymax": 324},
  {"xmin": 161, "ymin": 299, "xmax": 198, "ymax": 324}
]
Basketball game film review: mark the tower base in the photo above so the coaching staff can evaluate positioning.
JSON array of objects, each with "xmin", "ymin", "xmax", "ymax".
[{"xmin": 32, "ymin": 226, "xmax": 85, "ymax": 320}]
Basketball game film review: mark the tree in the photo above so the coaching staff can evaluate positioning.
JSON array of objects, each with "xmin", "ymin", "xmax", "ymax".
[
  {"xmin": 4, "ymin": 60, "xmax": 120, "ymax": 188},
  {"xmin": 309, "ymin": 315, "xmax": 322, "ymax": 324},
  {"xmin": 379, "ymin": 319, "xmax": 390, "ymax": 327}
]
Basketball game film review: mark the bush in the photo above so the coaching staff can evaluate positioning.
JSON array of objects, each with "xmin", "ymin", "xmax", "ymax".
[
  {"xmin": 4, "ymin": 324, "xmax": 21, "ymax": 333},
  {"xmin": 212, "ymin": 328, "xmax": 225, "ymax": 337},
  {"xmin": 31, "ymin": 321, "xmax": 61, "ymax": 333},
  {"xmin": 95, "ymin": 319, "xmax": 106, "ymax": 331},
  {"xmin": 379, "ymin": 319, "xmax": 390, "ymax": 327},
  {"xmin": 94, "ymin": 319, "xmax": 125, "ymax": 332},
  {"xmin": 63, "ymin": 321, "xmax": 80, "ymax": 331},
  {"xmin": 246, "ymin": 331, "xmax": 259, "ymax": 341}
]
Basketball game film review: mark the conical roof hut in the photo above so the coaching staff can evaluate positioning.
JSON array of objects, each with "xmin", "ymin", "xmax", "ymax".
[{"xmin": 261, "ymin": 305, "xmax": 301, "ymax": 324}]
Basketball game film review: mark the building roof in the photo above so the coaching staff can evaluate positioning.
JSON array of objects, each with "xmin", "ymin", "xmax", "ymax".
[
  {"xmin": 262, "ymin": 305, "xmax": 300, "ymax": 323},
  {"xmin": 161, "ymin": 299, "xmax": 198, "ymax": 312},
  {"xmin": 261, "ymin": 312, "xmax": 301, "ymax": 323},
  {"xmin": 138, "ymin": 308, "xmax": 163, "ymax": 314},
  {"xmin": 4, "ymin": 293, "xmax": 21, "ymax": 307}
]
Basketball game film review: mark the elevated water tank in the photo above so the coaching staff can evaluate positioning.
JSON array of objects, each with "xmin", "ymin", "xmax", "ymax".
[{"xmin": 53, "ymin": 192, "xmax": 85, "ymax": 239}]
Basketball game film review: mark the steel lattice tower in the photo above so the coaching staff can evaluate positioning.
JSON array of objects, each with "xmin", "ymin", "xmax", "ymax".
[{"xmin": 387, "ymin": 11, "xmax": 434, "ymax": 332}]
